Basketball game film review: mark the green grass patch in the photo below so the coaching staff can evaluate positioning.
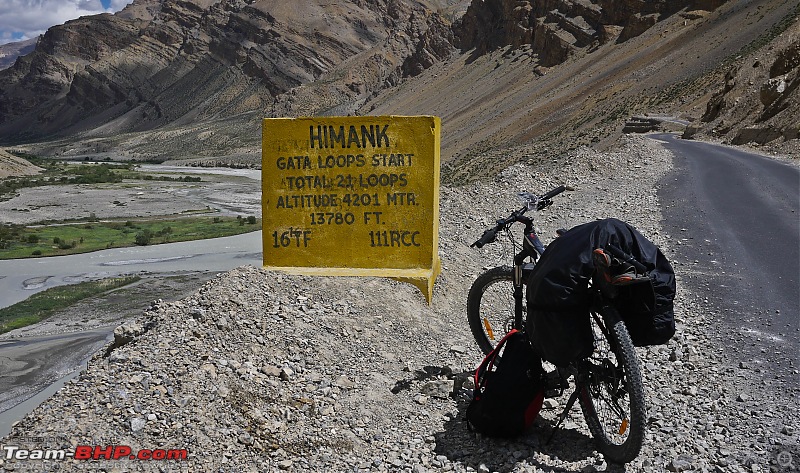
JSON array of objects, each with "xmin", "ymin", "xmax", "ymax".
[
  {"xmin": 0, "ymin": 276, "xmax": 141, "ymax": 334},
  {"xmin": 0, "ymin": 215, "xmax": 260, "ymax": 259}
]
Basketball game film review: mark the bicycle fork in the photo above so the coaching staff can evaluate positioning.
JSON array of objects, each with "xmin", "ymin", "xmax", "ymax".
[{"xmin": 512, "ymin": 251, "xmax": 529, "ymax": 330}]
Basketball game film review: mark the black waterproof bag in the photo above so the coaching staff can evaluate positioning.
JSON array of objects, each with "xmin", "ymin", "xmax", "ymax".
[{"xmin": 527, "ymin": 218, "xmax": 676, "ymax": 355}]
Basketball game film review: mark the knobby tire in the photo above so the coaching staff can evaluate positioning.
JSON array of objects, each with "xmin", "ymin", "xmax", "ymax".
[
  {"xmin": 467, "ymin": 266, "xmax": 520, "ymax": 355},
  {"xmin": 578, "ymin": 308, "xmax": 646, "ymax": 464}
]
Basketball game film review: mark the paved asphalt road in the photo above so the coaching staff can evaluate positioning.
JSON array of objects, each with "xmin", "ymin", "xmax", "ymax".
[{"xmin": 654, "ymin": 133, "xmax": 799, "ymax": 387}]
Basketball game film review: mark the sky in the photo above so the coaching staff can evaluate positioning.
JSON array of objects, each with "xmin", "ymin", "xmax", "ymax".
[{"xmin": 0, "ymin": 0, "xmax": 133, "ymax": 45}]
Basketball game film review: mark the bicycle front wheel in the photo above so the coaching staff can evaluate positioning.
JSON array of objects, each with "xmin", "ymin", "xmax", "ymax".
[
  {"xmin": 578, "ymin": 308, "xmax": 646, "ymax": 464},
  {"xmin": 467, "ymin": 266, "xmax": 521, "ymax": 355}
]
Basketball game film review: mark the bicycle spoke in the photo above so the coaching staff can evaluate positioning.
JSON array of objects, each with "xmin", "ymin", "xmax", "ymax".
[{"xmin": 584, "ymin": 317, "xmax": 632, "ymax": 445}]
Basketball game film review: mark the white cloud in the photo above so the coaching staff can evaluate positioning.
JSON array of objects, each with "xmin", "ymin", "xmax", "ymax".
[{"xmin": 0, "ymin": 0, "xmax": 132, "ymax": 45}]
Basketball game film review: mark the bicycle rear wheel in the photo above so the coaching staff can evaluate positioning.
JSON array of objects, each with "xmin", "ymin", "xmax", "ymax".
[
  {"xmin": 578, "ymin": 308, "xmax": 646, "ymax": 464},
  {"xmin": 467, "ymin": 266, "xmax": 521, "ymax": 355}
]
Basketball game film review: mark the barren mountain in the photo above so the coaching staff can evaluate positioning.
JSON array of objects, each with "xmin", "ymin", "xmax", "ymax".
[
  {"xmin": 0, "ymin": 0, "xmax": 461, "ymax": 152},
  {"xmin": 0, "ymin": 0, "xmax": 797, "ymax": 171},
  {"xmin": 372, "ymin": 0, "xmax": 798, "ymax": 181},
  {"xmin": 0, "ymin": 37, "xmax": 38, "ymax": 71}
]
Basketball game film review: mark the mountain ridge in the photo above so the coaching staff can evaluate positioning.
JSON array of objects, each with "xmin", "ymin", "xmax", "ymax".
[
  {"xmin": 0, "ymin": 37, "xmax": 38, "ymax": 71},
  {"xmin": 0, "ymin": 0, "xmax": 797, "ymax": 171},
  {"xmin": 0, "ymin": 0, "xmax": 459, "ymax": 143}
]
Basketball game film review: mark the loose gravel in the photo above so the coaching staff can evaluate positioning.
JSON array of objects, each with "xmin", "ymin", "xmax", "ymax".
[{"xmin": 1, "ymin": 135, "xmax": 797, "ymax": 472}]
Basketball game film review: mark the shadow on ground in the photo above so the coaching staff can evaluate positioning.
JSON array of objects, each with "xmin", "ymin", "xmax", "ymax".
[{"xmin": 434, "ymin": 394, "xmax": 630, "ymax": 473}]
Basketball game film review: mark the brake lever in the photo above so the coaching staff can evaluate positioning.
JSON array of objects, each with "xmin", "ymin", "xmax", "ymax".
[{"xmin": 536, "ymin": 199, "xmax": 553, "ymax": 211}]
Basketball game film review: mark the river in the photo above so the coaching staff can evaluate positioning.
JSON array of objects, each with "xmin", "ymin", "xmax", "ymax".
[
  {"xmin": 0, "ymin": 230, "xmax": 263, "ymax": 309},
  {"xmin": 0, "ymin": 164, "xmax": 264, "ymax": 438},
  {"xmin": 1, "ymin": 164, "xmax": 264, "ymax": 308}
]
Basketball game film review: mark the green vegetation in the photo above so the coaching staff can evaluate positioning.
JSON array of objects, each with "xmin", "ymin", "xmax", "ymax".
[
  {"xmin": 0, "ymin": 153, "xmax": 202, "ymax": 201},
  {"xmin": 0, "ymin": 215, "xmax": 260, "ymax": 259},
  {"xmin": 0, "ymin": 276, "xmax": 141, "ymax": 334}
]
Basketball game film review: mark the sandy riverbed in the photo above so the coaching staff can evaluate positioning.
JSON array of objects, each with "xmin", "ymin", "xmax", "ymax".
[{"xmin": 0, "ymin": 166, "xmax": 261, "ymax": 225}]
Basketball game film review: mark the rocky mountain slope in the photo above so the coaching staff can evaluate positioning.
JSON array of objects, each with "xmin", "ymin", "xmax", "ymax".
[
  {"xmin": 0, "ymin": 0, "xmax": 461, "ymax": 149},
  {"xmin": 686, "ymin": 17, "xmax": 799, "ymax": 147},
  {"xmin": 0, "ymin": 0, "xmax": 796, "ymax": 168},
  {"xmin": 373, "ymin": 0, "xmax": 798, "ymax": 181},
  {"xmin": 0, "ymin": 38, "xmax": 38, "ymax": 71},
  {"xmin": 454, "ymin": 0, "xmax": 727, "ymax": 66}
]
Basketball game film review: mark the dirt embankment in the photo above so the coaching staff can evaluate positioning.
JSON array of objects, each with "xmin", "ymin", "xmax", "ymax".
[{"xmin": 0, "ymin": 150, "xmax": 42, "ymax": 179}]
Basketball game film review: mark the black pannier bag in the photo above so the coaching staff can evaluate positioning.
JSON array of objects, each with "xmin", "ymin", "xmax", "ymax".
[
  {"xmin": 526, "ymin": 218, "xmax": 676, "ymax": 365},
  {"xmin": 612, "ymin": 246, "xmax": 676, "ymax": 346},
  {"xmin": 466, "ymin": 329, "xmax": 546, "ymax": 438}
]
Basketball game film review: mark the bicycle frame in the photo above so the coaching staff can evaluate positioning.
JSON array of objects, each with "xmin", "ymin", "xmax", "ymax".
[{"xmin": 469, "ymin": 185, "xmax": 564, "ymax": 349}]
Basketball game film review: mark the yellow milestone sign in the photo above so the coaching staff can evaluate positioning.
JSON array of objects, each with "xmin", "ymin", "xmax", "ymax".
[{"xmin": 262, "ymin": 116, "xmax": 442, "ymax": 302}]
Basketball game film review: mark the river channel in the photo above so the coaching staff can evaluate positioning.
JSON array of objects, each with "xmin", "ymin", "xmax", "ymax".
[
  {"xmin": 1, "ymin": 164, "xmax": 263, "ymax": 307},
  {"xmin": 0, "ymin": 164, "xmax": 264, "ymax": 438},
  {"xmin": 0, "ymin": 230, "xmax": 263, "ymax": 308}
]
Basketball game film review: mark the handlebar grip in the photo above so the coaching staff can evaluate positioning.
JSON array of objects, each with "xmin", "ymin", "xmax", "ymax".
[
  {"xmin": 540, "ymin": 185, "xmax": 566, "ymax": 201},
  {"xmin": 471, "ymin": 228, "xmax": 498, "ymax": 248},
  {"xmin": 606, "ymin": 244, "xmax": 648, "ymax": 274}
]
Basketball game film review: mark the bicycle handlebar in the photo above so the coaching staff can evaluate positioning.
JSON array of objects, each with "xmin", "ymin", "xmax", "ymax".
[
  {"xmin": 470, "ymin": 186, "xmax": 567, "ymax": 248},
  {"xmin": 471, "ymin": 227, "xmax": 499, "ymax": 248},
  {"xmin": 540, "ymin": 185, "xmax": 566, "ymax": 201}
]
